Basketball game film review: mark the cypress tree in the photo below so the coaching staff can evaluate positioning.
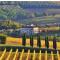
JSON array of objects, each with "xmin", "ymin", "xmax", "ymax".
[
  {"xmin": 53, "ymin": 35, "xmax": 57, "ymax": 49},
  {"xmin": 30, "ymin": 34, "xmax": 33, "ymax": 47},
  {"xmin": 45, "ymin": 35, "xmax": 49, "ymax": 48},
  {"xmin": 22, "ymin": 33, "xmax": 26, "ymax": 46},
  {"xmin": 37, "ymin": 33, "xmax": 41, "ymax": 47}
]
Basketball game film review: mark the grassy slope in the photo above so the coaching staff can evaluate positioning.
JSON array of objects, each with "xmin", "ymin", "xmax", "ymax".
[{"xmin": 20, "ymin": 15, "xmax": 60, "ymax": 24}]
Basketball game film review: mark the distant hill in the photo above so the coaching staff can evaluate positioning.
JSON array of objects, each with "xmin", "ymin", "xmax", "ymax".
[
  {"xmin": 0, "ymin": 4, "xmax": 34, "ymax": 20},
  {"xmin": 20, "ymin": 15, "xmax": 60, "ymax": 25},
  {"xmin": 0, "ymin": 20, "xmax": 23, "ymax": 29},
  {"xmin": 0, "ymin": 1, "xmax": 60, "ymax": 24}
]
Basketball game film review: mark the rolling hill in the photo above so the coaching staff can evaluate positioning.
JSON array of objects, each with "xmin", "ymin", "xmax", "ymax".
[
  {"xmin": 19, "ymin": 15, "xmax": 60, "ymax": 25},
  {"xmin": 0, "ymin": 1, "xmax": 60, "ymax": 24}
]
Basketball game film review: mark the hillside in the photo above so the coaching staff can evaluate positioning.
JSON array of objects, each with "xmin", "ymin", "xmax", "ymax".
[
  {"xmin": 19, "ymin": 15, "xmax": 60, "ymax": 25},
  {"xmin": 0, "ymin": 2, "xmax": 60, "ymax": 24},
  {"xmin": 0, "ymin": 20, "xmax": 22, "ymax": 29}
]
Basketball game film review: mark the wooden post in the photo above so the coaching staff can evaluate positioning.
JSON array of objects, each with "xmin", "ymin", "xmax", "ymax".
[
  {"xmin": 26, "ymin": 50, "xmax": 30, "ymax": 60},
  {"xmin": 19, "ymin": 49, "xmax": 24, "ymax": 60},
  {"xmin": 32, "ymin": 50, "xmax": 35, "ymax": 60},
  {"xmin": 57, "ymin": 51, "xmax": 59, "ymax": 60},
  {"xmin": 51, "ymin": 51, "xmax": 54, "ymax": 60},
  {"xmin": 13, "ymin": 49, "xmax": 18, "ymax": 60},
  {"xmin": 0, "ymin": 48, "xmax": 6, "ymax": 60},
  {"xmin": 45, "ymin": 51, "xmax": 47, "ymax": 60},
  {"xmin": 39, "ymin": 50, "xmax": 41, "ymax": 60},
  {"xmin": 6, "ymin": 49, "xmax": 12, "ymax": 60}
]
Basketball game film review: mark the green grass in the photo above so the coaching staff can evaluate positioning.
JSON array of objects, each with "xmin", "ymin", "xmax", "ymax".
[{"xmin": 0, "ymin": 34, "xmax": 7, "ymax": 37}]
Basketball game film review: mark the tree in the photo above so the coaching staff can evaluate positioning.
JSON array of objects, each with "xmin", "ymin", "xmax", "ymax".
[
  {"xmin": 22, "ymin": 33, "xmax": 26, "ymax": 46},
  {"xmin": 53, "ymin": 36, "xmax": 57, "ymax": 49},
  {"xmin": 45, "ymin": 35, "xmax": 49, "ymax": 48},
  {"xmin": 30, "ymin": 34, "xmax": 33, "ymax": 47},
  {"xmin": 37, "ymin": 33, "xmax": 41, "ymax": 47}
]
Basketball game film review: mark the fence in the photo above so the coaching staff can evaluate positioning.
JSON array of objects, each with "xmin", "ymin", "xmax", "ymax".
[
  {"xmin": 0, "ymin": 33, "xmax": 60, "ymax": 60},
  {"xmin": 0, "ymin": 48, "xmax": 60, "ymax": 60}
]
